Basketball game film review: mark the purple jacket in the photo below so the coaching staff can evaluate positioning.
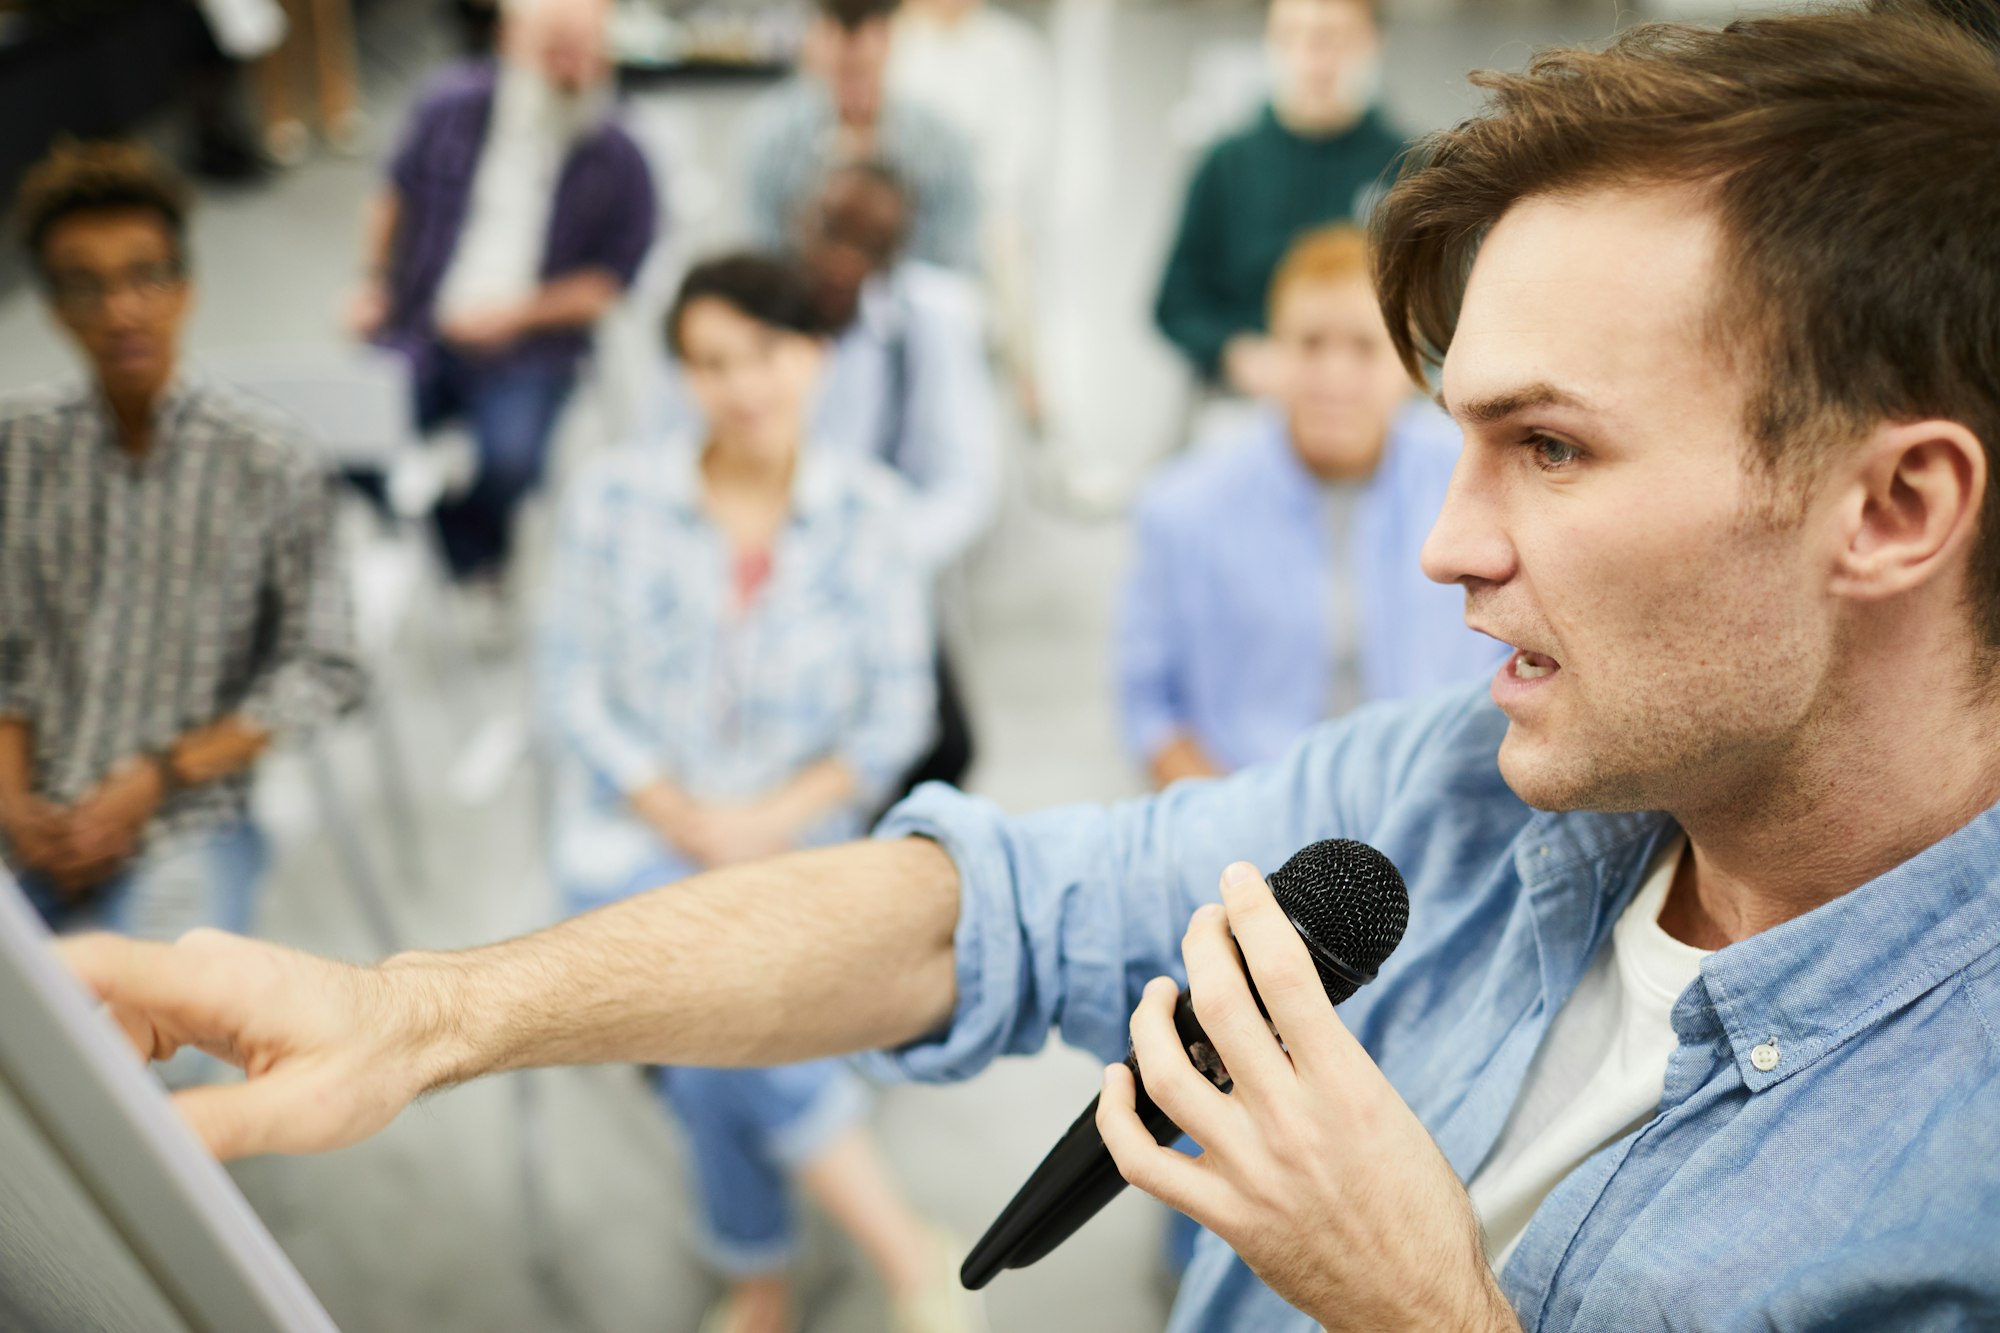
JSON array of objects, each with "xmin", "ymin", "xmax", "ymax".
[{"xmin": 381, "ymin": 61, "xmax": 658, "ymax": 372}]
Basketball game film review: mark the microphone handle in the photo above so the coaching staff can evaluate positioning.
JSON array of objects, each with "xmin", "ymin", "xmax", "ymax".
[{"xmin": 960, "ymin": 989, "xmax": 1229, "ymax": 1289}]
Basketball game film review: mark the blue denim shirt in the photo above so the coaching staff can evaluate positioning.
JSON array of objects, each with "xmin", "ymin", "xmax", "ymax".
[
  {"xmin": 1117, "ymin": 402, "xmax": 1508, "ymax": 770},
  {"xmin": 875, "ymin": 686, "xmax": 2000, "ymax": 1331}
]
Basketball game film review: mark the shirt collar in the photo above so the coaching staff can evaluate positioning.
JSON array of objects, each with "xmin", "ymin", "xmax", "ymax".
[
  {"xmin": 1690, "ymin": 796, "xmax": 2000, "ymax": 1092},
  {"xmin": 1521, "ymin": 796, "xmax": 2000, "ymax": 1095},
  {"xmin": 656, "ymin": 436, "xmax": 844, "ymax": 524},
  {"xmin": 83, "ymin": 372, "xmax": 198, "ymax": 466}
]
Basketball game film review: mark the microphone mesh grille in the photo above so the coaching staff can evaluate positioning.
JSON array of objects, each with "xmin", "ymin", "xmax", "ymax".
[{"xmin": 1265, "ymin": 839, "xmax": 1410, "ymax": 1004}]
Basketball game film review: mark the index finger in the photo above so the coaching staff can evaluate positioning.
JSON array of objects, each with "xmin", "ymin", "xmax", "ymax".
[
  {"xmin": 1217, "ymin": 862, "xmax": 1365, "ymax": 1073},
  {"xmin": 56, "ymin": 932, "xmax": 231, "ymax": 1051}
]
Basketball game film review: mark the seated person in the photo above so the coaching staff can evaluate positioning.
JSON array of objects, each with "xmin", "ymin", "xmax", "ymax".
[
  {"xmin": 1154, "ymin": 0, "xmax": 1404, "ymax": 395},
  {"xmin": 743, "ymin": 0, "xmax": 979, "ymax": 274},
  {"xmin": 538, "ymin": 254, "xmax": 971, "ymax": 1333},
  {"xmin": 0, "ymin": 143, "xmax": 365, "ymax": 957},
  {"xmin": 663, "ymin": 163, "xmax": 1000, "ymax": 792},
  {"xmin": 347, "ymin": 0, "xmax": 655, "ymax": 591},
  {"xmin": 1121, "ymin": 225, "xmax": 1504, "ymax": 788}
]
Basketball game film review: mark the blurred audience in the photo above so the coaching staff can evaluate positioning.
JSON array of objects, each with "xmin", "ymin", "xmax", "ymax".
[
  {"xmin": 0, "ymin": 142, "xmax": 363, "ymax": 956},
  {"xmin": 538, "ymin": 254, "xmax": 970, "ymax": 1333},
  {"xmin": 743, "ymin": 0, "xmax": 980, "ymax": 274},
  {"xmin": 346, "ymin": 0, "xmax": 655, "ymax": 599},
  {"xmin": 254, "ymin": 0, "xmax": 364, "ymax": 165},
  {"xmin": 887, "ymin": 0, "xmax": 1055, "ymax": 422},
  {"xmin": 662, "ymin": 163, "xmax": 997, "ymax": 792},
  {"xmin": 1154, "ymin": 0, "xmax": 1402, "ymax": 395},
  {"xmin": 1120, "ymin": 226, "xmax": 1501, "ymax": 788},
  {"xmin": 790, "ymin": 163, "xmax": 998, "ymax": 793}
]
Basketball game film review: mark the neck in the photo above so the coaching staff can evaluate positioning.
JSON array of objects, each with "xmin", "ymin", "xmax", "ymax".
[
  {"xmin": 102, "ymin": 380, "xmax": 163, "ymax": 457},
  {"xmin": 1290, "ymin": 424, "xmax": 1386, "ymax": 484},
  {"xmin": 1660, "ymin": 617, "xmax": 2000, "ymax": 950},
  {"xmin": 1274, "ymin": 97, "xmax": 1361, "ymax": 137},
  {"xmin": 702, "ymin": 437, "xmax": 798, "ymax": 495}
]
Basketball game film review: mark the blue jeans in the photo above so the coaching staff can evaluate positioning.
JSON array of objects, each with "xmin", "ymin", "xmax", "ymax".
[
  {"xmin": 19, "ymin": 819, "xmax": 266, "ymax": 940},
  {"xmin": 19, "ymin": 820, "xmax": 267, "ymax": 1088},
  {"xmin": 562, "ymin": 855, "xmax": 869, "ymax": 1277},
  {"xmin": 415, "ymin": 347, "xmax": 577, "ymax": 580}
]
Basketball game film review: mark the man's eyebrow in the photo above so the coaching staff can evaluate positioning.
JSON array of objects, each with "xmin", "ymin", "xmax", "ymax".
[{"xmin": 1436, "ymin": 382, "xmax": 1596, "ymax": 425}]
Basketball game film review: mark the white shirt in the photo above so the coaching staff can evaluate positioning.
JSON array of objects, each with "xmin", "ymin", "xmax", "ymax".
[
  {"xmin": 1468, "ymin": 836, "xmax": 1710, "ymax": 1268},
  {"xmin": 887, "ymin": 5, "xmax": 1053, "ymax": 225},
  {"xmin": 435, "ymin": 67, "xmax": 604, "ymax": 322}
]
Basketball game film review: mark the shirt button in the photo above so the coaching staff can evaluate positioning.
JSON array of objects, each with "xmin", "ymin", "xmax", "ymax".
[{"xmin": 1750, "ymin": 1041, "xmax": 1780, "ymax": 1072}]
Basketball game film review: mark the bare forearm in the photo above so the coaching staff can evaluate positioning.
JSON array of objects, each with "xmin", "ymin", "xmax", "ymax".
[
  {"xmin": 1150, "ymin": 733, "xmax": 1222, "ymax": 789},
  {"xmin": 359, "ymin": 189, "xmax": 400, "ymax": 278},
  {"xmin": 393, "ymin": 836, "xmax": 962, "ymax": 1087},
  {"xmin": 765, "ymin": 758, "xmax": 856, "ymax": 832},
  {"xmin": 520, "ymin": 269, "xmax": 620, "ymax": 333},
  {"xmin": 168, "ymin": 714, "xmax": 271, "ymax": 787},
  {"xmin": 0, "ymin": 719, "xmax": 33, "ymax": 807}
]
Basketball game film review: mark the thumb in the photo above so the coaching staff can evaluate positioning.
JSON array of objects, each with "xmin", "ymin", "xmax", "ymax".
[{"xmin": 172, "ymin": 1070, "xmax": 325, "ymax": 1161}]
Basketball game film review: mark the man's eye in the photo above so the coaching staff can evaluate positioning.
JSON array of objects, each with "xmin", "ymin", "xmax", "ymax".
[{"xmin": 1524, "ymin": 432, "xmax": 1583, "ymax": 471}]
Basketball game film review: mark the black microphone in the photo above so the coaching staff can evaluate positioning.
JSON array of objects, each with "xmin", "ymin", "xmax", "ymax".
[{"xmin": 959, "ymin": 839, "xmax": 1410, "ymax": 1290}]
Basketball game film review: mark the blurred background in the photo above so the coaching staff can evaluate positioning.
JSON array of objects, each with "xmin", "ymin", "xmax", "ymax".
[{"xmin": 0, "ymin": 0, "xmax": 1761, "ymax": 1328}]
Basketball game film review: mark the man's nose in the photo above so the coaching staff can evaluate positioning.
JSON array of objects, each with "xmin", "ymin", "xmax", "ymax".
[{"xmin": 1420, "ymin": 449, "xmax": 1515, "ymax": 589}]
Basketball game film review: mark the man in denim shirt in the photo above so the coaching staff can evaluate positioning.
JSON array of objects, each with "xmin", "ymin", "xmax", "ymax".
[{"xmin": 55, "ymin": 11, "xmax": 2000, "ymax": 1330}]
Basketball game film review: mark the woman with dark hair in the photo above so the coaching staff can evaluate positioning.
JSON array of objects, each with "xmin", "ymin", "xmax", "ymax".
[{"xmin": 537, "ymin": 254, "xmax": 975, "ymax": 1333}]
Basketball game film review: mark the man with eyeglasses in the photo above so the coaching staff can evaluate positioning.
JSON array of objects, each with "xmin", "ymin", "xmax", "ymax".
[{"xmin": 0, "ymin": 141, "xmax": 365, "ymax": 1017}]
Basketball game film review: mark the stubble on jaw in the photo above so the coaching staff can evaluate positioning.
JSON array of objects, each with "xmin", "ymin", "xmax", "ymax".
[{"xmin": 1494, "ymin": 506, "xmax": 1831, "ymax": 822}]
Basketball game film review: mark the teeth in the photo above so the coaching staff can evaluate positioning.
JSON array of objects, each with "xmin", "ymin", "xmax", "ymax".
[{"xmin": 1513, "ymin": 653, "xmax": 1554, "ymax": 680}]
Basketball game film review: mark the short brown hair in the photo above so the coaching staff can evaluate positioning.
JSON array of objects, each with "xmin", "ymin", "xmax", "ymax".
[
  {"xmin": 818, "ymin": 0, "xmax": 895, "ymax": 32},
  {"xmin": 1371, "ymin": 11, "xmax": 2000, "ymax": 645},
  {"xmin": 1267, "ymin": 224, "xmax": 1370, "ymax": 322},
  {"xmin": 15, "ymin": 139, "xmax": 190, "ymax": 277}
]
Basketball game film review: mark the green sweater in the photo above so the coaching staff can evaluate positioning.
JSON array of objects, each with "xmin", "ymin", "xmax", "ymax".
[{"xmin": 1154, "ymin": 104, "xmax": 1406, "ymax": 379}]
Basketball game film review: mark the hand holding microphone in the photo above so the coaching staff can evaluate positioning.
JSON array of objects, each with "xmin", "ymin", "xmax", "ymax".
[
  {"xmin": 961, "ymin": 839, "xmax": 1410, "ymax": 1286},
  {"xmin": 964, "ymin": 842, "xmax": 1515, "ymax": 1330}
]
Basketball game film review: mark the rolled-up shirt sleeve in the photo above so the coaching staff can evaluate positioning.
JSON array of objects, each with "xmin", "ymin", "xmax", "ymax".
[
  {"xmin": 865, "ymin": 691, "xmax": 1481, "ymax": 1083},
  {"xmin": 237, "ymin": 466, "xmax": 367, "ymax": 739}
]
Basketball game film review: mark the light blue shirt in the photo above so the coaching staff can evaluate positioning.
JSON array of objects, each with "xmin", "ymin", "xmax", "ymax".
[
  {"xmin": 538, "ymin": 442, "xmax": 936, "ymax": 898},
  {"xmin": 657, "ymin": 262, "xmax": 1000, "ymax": 572},
  {"xmin": 875, "ymin": 686, "xmax": 2000, "ymax": 1331},
  {"xmin": 1118, "ymin": 402, "xmax": 1508, "ymax": 770}
]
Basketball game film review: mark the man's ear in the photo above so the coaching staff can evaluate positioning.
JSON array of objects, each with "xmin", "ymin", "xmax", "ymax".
[{"xmin": 1827, "ymin": 419, "xmax": 1987, "ymax": 603}]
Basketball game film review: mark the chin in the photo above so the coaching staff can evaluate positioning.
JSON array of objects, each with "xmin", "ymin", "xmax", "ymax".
[{"xmin": 1496, "ymin": 728, "xmax": 1654, "ymax": 815}]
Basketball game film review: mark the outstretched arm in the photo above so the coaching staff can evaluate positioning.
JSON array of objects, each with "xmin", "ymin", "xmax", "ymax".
[{"xmin": 59, "ymin": 836, "xmax": 961, "ymax": 1160}]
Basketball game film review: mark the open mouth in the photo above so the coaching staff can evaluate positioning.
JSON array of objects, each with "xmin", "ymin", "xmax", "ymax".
[{"xmin": 1511, "ymin": 649, "xmax": 1560, "ymax": 680}]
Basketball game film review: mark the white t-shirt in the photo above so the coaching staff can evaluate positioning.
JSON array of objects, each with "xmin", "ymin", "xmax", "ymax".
[
  {"xmin": 434, "ymin": 68, "xmax": 608, "ymax": 323},
  {"xmin": 1467, "ymin": 836, "xmax": 1710, "ymax": 1268}
]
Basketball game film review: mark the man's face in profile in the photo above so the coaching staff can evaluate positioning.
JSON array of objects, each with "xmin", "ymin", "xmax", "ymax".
[{"xmin": 1423, "ymin": 187, "xmax": 1837, "ymax": 815}]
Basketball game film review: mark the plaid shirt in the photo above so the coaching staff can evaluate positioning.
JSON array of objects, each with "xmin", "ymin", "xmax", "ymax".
[
  {"xmin": 0, "ymin": 379, "xmax": 366, "ymax": 849},
  {"xmin": 743, "ymin": 80, "xmax": 981, "ymax": 274},
  {"xmin": 537, "ymin": 442, "xmax": 935, "ymax": 896}
]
